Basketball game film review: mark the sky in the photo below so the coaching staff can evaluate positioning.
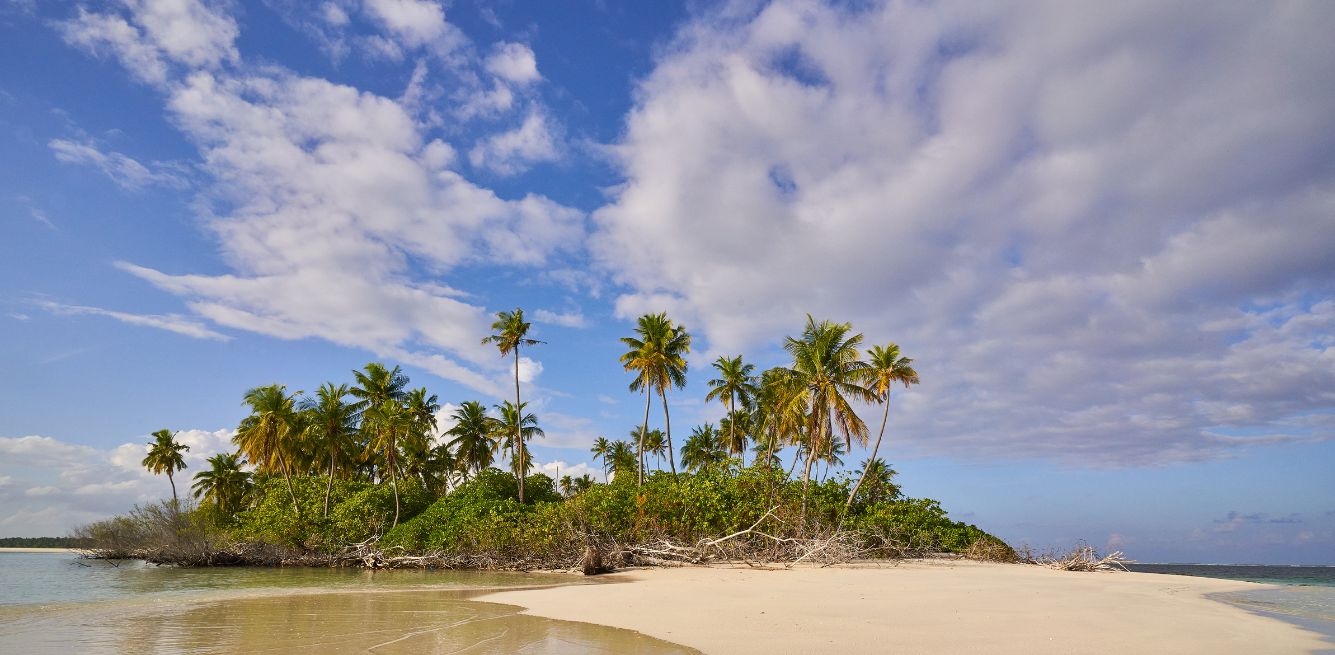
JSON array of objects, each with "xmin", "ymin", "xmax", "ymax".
[{"xmin": 1, "ymin": 0, "xmax": 1332, "ymax": 564}]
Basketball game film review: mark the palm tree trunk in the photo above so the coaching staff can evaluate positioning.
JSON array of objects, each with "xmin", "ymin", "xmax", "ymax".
[
  {"xmin": 660, "ymin": 388, "xmax": 678, "ymax": 478},
  {"xmin": 844, "ymin": 396, "xmax": 890, "ymax": 516},
  {"xmin": 167, "ymin": 470, "xmax": 178, "ymax": 508},
  {"xmin": 638, "ymin": 388, "xmax": 651, "ymax": 486},
  {"xmin": 389, "ymin": 450, "xmax": 401, "ymax": 527},
  {"xmin": 278, "ymin": 455, "xmax": 300, "ymax": 516},
  {"xmin": 324, "ymin": 455, "xmax": 336, "ymax": 518},
  {"xmin": 514, "ymin": 350, "xmax": 524, "ymax": 504}
]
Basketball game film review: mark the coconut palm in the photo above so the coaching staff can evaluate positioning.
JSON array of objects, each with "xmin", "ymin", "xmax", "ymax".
[
  {"xmin": 641, "ymin": 428, "xmax": 667, "ymax": 470},
  {"xmin": 852, "ymin": 458, "xmax": 901, "ymax": 505},
  {"xmin": 590, "ymin": 436, "xmax": 612, "ymax": 480},
  {"xmin": 493, "ymin": 400, "xmax": 544, "ymax": 485},
  {"xmin": 681, "ymin": 423, "xmax": 729, "ymax": 473},
  {"xmin": 301, "ymin": 383, "xmax": 359, "ymax": 517},
  {"xmin": 142, "ymin": 429, "xmax": 190, "ymax": 507},
  {"xmin": 752, "ymin": 367, "xmax": 807, "ymax": 470},
  {"xmin": 844, "ymin": 343, "xmax": 919, "ymax": 513},
  {"xmin": 191, "ymin": 452, "xmax": 251, "ymax": 514},
  {"xmin": 350, "ymin": 363, "xmax": 411, "ymax": 525},
  {"xmin": 620, "ymin": 312, "xmax": 690, "ymax": 484},
  {"xmin": 607, "ymin": 440, "xmax": 637, "ymax": 480},
  {"xmin": 719, "ymin": 409, "xmax": 752, "ymax": 465},
  {"xmin": 706, "ymin": 355, "xmax": 756, "ymax": 466},
  {"xmin": 783, "ymin": 316, "xmax": 876, "ymax": 518},
  {"xmin": 400, "ymin": 387, "xmax": 441, "ymax": 491},
  {"xmin": 482, "ymin": 308, "xmax": 543, "ymax": 503},
  {"xmin": 445, "ymin": 401, "xmax": 498, "ymax": 479},
  {"xmin": 235, "ymin": 385, "xmax": 303, "ymax": 515},
  {"xmin": 573, "ymin": 473, "xmax": 596, "ymax": 493}
]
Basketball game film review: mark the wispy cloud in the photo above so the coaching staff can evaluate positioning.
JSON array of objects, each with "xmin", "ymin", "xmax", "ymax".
[
  {"xmin": 37, "ymin": 300, "xmax": 230, "ymax": 341},
  {"xmin": 48, "ymin": 138, "xmax": 187, "ymax": 191},
  {"xmin": 534, "ymin": 308, "xmax": 588, "ymax": 328}
]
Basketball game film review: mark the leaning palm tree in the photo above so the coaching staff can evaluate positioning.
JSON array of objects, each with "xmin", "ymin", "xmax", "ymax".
[
  {"xmin": 235, "ymin": 385, "xmax": 303, "ymax": 515},
  {"xmin": 783, "ymin": 316, "xmax": 876, "ymax": 518},
  {"xmin": 493, "ymin": 400, "xmax": 544, "ymax": 485},
  {"xmin": 446, "ymin": 401, "xmax": 498, "ymax": 480},
  {"xmin": 844, "ymin": 343, "xmax": 919, "ymax": 513},
  {"xmin": 706, "ymin": 355, "xmax": 756, "ymax": 466},
  {"xmin": 589, "ymin": 436, "xmax": 612, "ymax": 480},
  {"xmin": 301, "ymin": 383, "xmax": 359, "ymax": 517},
  {"xmin": 482, "ymin": 308, "xmax": 543, "ymax": 503},
  {"xmin": 142, "ymin": 429, "xmax": 190, "ymax": 507},
  {"xmin": 620, "ymin": 312, "xmax": 691, "ymax": 484},
  {"xmin": 191, "ymin": 451, "xmax": 252, "ymax": 514}
]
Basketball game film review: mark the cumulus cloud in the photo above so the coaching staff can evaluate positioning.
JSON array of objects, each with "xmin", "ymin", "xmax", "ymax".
[
  {"xmin": 593, "ymin": 0, "xmax": 1335, "ymax": 464},
  {"xmin": 536, "ymin": 460, "xmax": 604, "ymax": 484},
  {"xmin": 54, "ymin": 2, "xmax": 582, "ymax": 396},
  {"xmin": 485, "ymin": 42, "xmax": 540, "ymax": 85},
  {"xmin": 48, "ymin": 138, "xmax": 187, "ymax": 190},
  {"xmin": 57, "ymin": 0, "xmax": 237, "ymax": 85},
  {"xmin": 468, "ymin": 110, "xmax": 561, "ymax": 174},
  {"xmin": 533, "ymin": 308, "xmax": 588, "ymax": 328},
  {"xmin": 0, "ymin": 430, "xmax": 234, "ymax": 537},
  {"xmin": 36, "ymin": 300, "xmax": 230, "ymax": 341}
]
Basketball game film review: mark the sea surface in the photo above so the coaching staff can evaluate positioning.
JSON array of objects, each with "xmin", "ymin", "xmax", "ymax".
[
  {"xmin": 1125, "ymin": 563, "xmax": 1335, "ymax": 645},
  {"xmin": 0, "ymin": 550, "xmax": 696, "ymax": 654}
]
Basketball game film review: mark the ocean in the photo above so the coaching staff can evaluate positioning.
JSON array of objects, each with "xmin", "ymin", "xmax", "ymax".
[
  {"xmin": 0, "ymin": 550, "xmax": 696, "ymax": 654},
  {"xmin": 1126, "ymin": 563, "xmax": 1335, "ymax": 645}
]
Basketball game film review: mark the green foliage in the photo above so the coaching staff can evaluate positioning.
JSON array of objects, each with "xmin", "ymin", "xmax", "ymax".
[
  {"xmin": 851, "ymin": 498, "xmax": 1013, "ymax": 557},
  {"xmin": 234, "ymin": 475, "xmax": 429, "ymax": 550}
]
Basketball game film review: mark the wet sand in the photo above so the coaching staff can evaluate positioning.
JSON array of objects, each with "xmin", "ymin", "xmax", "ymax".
[{"xmin": 480, "ymin": 560, "xmax": 1330, "ymax": 654}]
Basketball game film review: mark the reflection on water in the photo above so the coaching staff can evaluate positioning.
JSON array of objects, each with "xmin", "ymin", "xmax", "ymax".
[{"xmin": 0, "ymin": 553, "xmax": 696, "ymax": 654}]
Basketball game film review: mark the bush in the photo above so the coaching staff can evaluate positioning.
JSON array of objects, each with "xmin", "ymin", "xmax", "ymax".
[{"xmin": 234, "ymin": 475, "xmax": 431, "ymax": 550}]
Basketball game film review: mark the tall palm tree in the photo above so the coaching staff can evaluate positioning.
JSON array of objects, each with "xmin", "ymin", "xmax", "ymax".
[
  {"xmin": 400, "ymin": 387, "xmax": 441, "ymax": 491},
  {"xmin": 235, "ymin": 385, "xmax": 303, "ymax": 515},
  {"xmin": 191, "ymin": 452, "xmax": 252, "ymax": 514},
  {"xmin": 706, "ymin": 355, "xmax": 756, "ymax": 466},
  {"xmin": 589, "ymin": 436, "xmax": 611, "ymax": 480},
  {"xmin": 620, "ymin": 312, "xmax": 690, "ymax": 484},
  {"xmin": 719, "ymin": 410, "xmax": 752, "ymax": 465},
  {"xmin": 783, "ymin": 316, "xmax": 876, "ymax": 518},
  {"xmin": 752, "ymin": 367, "xmax": 807, "ymax": 471},
  {"xmin": 482, "ymin": 308, "xmax": 543, "ymax": 503},
  {"xmin": 301, "ymin": 383, "xmax": 359, "ymax": 517},
  {"xmin": 142, "ymin": 429, "xmax": 190, "ymax": 507},
  {"xmin": 351, "ymin": 363, "xmax": 411, "ymax": 525},
  {"xmin": 494, "ymin": 400, "xmax": 543, "ymax": 485},
  {"xmin": 845, "ymin": 343, "xmax": 919, "ymax": 512},
  {"xmin": 681, "ymin": 423, "xmax": 728, "ymax": 473}
]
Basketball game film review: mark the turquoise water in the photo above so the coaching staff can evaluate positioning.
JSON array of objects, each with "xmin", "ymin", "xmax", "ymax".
[
  {"xmin": 1126, "ymin": 563, "xmax": 1335, "ymax": 646},
  {"xmin": 0, "ymin": 551, "xmax": 696, "ymax": 654}
]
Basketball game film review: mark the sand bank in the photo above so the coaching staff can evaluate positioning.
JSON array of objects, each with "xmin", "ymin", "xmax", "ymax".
[{"xmin": 478, "ymin": 560, "xmax": 1327, "ymax": 654}]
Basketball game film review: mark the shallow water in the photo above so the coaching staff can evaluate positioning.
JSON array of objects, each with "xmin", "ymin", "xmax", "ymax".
[{"xmin": 0, "ymin": 551, "xmax": 697, "ymax": 654}]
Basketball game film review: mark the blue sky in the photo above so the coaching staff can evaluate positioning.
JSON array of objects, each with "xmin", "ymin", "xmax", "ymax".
[{"xmin": 1, "ymin": 0, "xmax": 1333, "ymax": 564}]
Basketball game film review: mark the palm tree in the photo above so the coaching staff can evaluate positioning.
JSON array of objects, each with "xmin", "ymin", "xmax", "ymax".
[
  {"xmin": 191, "ymin": 452, "xmax": 252, "ymax": 514},
  {"xmin": 142, "ymin": 429, "xmax": 190, "ymax": 507},
  {"xmin": 783, "ymin": 316, "xmax": 876, "ymax": 518},
  {"xmin": 559, "ymin": 475, "xmax": 574, "ymax": 497},
  {"xmin": 852, "ymin": 457, "xmax": 901, "ymax": 505},
  {"xmin": 400, "ymin": 387, "xmax": 441, "ymax": 491},
  {"xmin": 845, "ymin": 343, "xmax": 919, "ymax": 512},
  {"xmin": 706, "ymin": 355, "xmax": 756, "ymax": 466},
  {"xmin": 235, "ymin": 385, "xmax": 303, "ymax": 515},
  {"xmin": 482, "ymin": 308, "xmax": 543, "ymax": 503},
  {"xmin": 719, "ymin": 410, "xmax": 752, "ymax": 464},
  {"xmin": 351, "ymin": 363, "xmax": 411, "ymax": 525},
  {"xmin": 751, "ymin": 367, "xmax": 806, "ymax": 471},
  {"xmin": 446, "ymin": 401, "xmax": 498, "ymax": 480},
  {"xmin": 642, "ymin": 428, "xmax": 666, "ymax": 470},
  {"xmin": 590, "ymin": 436, "xmax": 611, "ymax": 480},
  {"xmin": 607, "ymin": 440, "xmax": 637, "ymax": 480},
  {"xmin": 573, "ymin": 473, "xmax": 596, "ymax": 493},
  {"xmin": 620, "ymin": 312, "xmax": 690, "ymax": 484},
  {"xmin": 301, "ymin": 383, "xmax": 359, "ymax": 517},
  {"xmin": 681, "ymin": 424, "xmax": 728, "ymax": 473},
  {"xmin": 494, "ymin": 400, "xmax": 544, "ymax": 484}
]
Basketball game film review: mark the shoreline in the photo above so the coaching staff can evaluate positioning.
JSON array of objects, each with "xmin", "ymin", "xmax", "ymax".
[
  {"xmin": 478, "ymin": 560, "xmax": 1331, "ymax": 654},
  {"xmin": 0, "ymin": 547, "xmax": 80, "ymax": 553}
]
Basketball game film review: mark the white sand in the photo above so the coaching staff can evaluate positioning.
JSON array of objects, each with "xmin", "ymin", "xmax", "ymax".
[{"xmin": 479, "ymin": 560, "xmax": 1327, "ymax": 654}]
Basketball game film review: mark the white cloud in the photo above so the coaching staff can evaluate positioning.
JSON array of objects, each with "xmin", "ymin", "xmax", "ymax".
[
  {"xmin": 49, "ymin": 138, "xmax": 187, "ymax": 190},
  {"xmin": 515, "ymin": 356, "xmax": 543, "ymax": 385},
  {"xmin": 485, "ymin": 42, "xmax": 540, "ymax": 85},
  {"xmin": 592, "ymin": 0, "xmax": 1335, "ymax": 464},
  {"xmin": 533, "ymin": 308, "xmax": 587, "ymax": 328},
  {"xmin": 468, "ymin": 110, "xmax": 560, "ymax": 174},
  {"xmin": 37, "ymin": 300, "xmax": 230, "ymax": 341},
  {"xmin": 57, "ymin": 0, "xmax": 237, "ymax": 85},
  {"xmin": 536, "ymin": 460, "xmax": 604, "ymax": 484},
  {"xmin": 0, "ymin": 430, "xmax": 235, "ymax": 537},
  {"xmin": 362, "ymin": 0, "xmax": 463, "ymax": 53}
]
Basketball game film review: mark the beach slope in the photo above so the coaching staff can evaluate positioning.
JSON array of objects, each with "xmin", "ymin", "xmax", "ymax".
[{"xmin": 479, "ymin": 560, "xmax": 1326, "ymax": 654}]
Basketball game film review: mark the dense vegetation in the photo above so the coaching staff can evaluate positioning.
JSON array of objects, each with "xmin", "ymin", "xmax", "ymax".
[
  {"xmin": 76, "ymin": 311, "xmax": 1014, "ymax": 568},
  {"xmin": 0, "ymin": 536, "xmax": 91, "ymax": 548}
]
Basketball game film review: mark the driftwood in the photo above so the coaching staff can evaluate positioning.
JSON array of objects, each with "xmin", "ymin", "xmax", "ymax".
[{"xmin": 1031, "ymin": 544, "xmax": 1133, "ymax": 572}]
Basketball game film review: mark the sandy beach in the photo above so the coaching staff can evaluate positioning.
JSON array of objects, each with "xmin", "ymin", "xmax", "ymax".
[{"xmin": 479, "ymin": 560, "xmax": 1328, "ymax": 654}]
